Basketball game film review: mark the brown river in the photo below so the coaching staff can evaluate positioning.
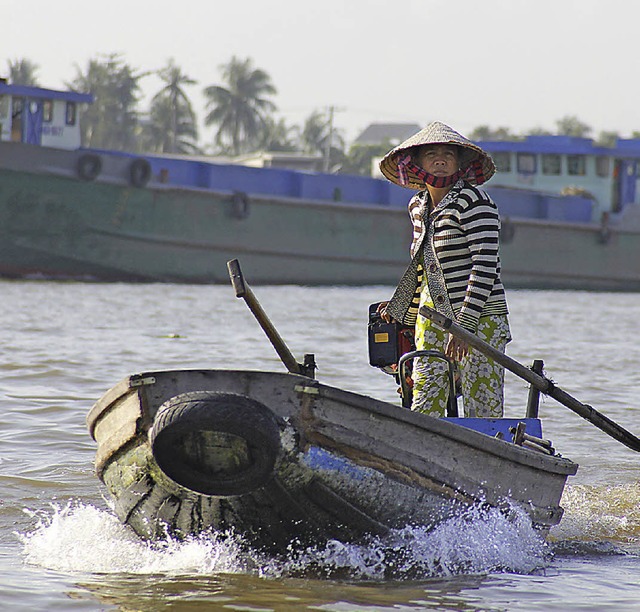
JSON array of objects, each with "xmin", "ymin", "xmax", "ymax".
[{"xmin": 3, "ymin": 280, "xmax": 640, "ymax": 610}]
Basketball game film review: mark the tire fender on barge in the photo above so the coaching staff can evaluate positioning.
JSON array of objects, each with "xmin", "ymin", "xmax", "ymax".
[
  {"xmin": 128, "ymin": 158, "xmax": 152, "ymax": 188},
  {"xmin": 76, "ymin": 153, "xmax": 102, "ymax": 181}
]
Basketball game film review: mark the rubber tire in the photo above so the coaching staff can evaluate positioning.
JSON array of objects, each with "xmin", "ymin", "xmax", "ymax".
[
  {"xmin": 500, "ymin": 219, "xmax": 516, "ymax": 244},
  {"xmin": 150, "ymin": 391, "xmax": 281, "ymax": 496},
  {"xmin": 230, "ymin": 191, "xmax": 250, "ymax": 219},
  {"xmin": 128, "ymin": 158, "xmax": 152, "ymax": 188},
  {"xmin": 76, "ymin": 153, "xmax": 102, "ymax": 181}
]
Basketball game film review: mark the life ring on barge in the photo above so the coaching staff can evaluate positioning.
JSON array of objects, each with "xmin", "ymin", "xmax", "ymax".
[
  {"xmin": 230, "ymin": 191, "xmax": 250, "ymax": 219},
  {"xmin": 500, "ymin": 217, "xmax": 516, "ymax": 244},
  {"xmin": 149, "ymin": 391, "xmax": 282, "ymax": 496},
  {"xmin": 76, "ymin": 153, "xmax": 102, "ymax": 181},
  {"xmin": 128, "ymin": 158, "xmax": 152, "ymax": 188}
]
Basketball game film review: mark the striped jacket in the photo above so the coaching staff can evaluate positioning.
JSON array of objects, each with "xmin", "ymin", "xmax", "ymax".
[{"xmin": 387, "ymin": 180, "xmax": 508, "ymax": 332}]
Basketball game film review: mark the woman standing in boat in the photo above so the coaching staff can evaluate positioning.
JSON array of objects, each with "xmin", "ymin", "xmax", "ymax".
[{"xmin": 378, "ymin": 121, "xmax": 510, "ymax": 418}]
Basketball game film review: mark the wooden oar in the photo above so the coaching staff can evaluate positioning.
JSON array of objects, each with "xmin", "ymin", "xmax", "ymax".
[
  {"xmin": 420, "ymin": 304, "xmax": 640, "ymax": 453},
  {"xmin": 227, "ymin": 259, "xmax": 315, "ymax": 378}
]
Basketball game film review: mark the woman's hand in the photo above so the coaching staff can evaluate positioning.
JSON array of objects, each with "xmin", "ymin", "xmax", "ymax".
[
  {"xmin": 376, "ymin": 301, "xmax": 393, "ymax": 323},
  {"xmin": 445, "ymin": 335, "xmax": 469, "ymax": 362}
]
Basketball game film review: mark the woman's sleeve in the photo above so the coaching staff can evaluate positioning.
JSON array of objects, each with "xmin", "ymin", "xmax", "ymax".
[{"xmin": 456, "ymin": 192, "xmax": 501, "ymax": 332}]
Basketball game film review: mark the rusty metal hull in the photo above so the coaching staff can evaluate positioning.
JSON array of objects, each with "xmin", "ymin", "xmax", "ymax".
[{"xmin": 87, "ymin": 369, "xmax": 577, "ymax": 554}]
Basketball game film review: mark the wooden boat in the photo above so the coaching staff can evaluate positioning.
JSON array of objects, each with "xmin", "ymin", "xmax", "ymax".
[
  {"xmin": 84, "ymin": 262, "xmax": 589, "ymax": 555},
  {"xmin": 86, "ymin": 367, "xmax": 578, "ymax": 554},
  {"xmin": 5, "ymin": 83, "xmax": 640, "ymax": 289}
]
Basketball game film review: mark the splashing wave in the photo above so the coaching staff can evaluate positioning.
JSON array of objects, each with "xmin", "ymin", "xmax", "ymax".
[{"xmin": 19, "ymin": 500, "xmax": 550, "ymax": 580}]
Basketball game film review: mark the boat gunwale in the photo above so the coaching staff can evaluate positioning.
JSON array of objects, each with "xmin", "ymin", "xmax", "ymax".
[
  {"xmin": 301, "ymin": 376, "xmax": 578, "ymax": 476},
  {"xmin": 87, "ymin": 368, "xmax": 578, "ymax": 477}
]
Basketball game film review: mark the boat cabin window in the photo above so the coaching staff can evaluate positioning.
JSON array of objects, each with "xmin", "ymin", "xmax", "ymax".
[
  {"xmin": 517, "ymin": 153, "xmax": 536, "ymax": 174},
  {"xmin": 567, "ymin": 155, "xmax": 586, "ymax": 176},
  {"xmin": 42, "ymin": 100, "xmax": 53, "ymax": 123},
  {"xmin": 12, "ymin": 96, "xmax": 24, "ymax": 116},
  {"xmin": 595, "ymin": 156, "xmax": 610, "ymax": 177},
  {"xmin": 65, "ymin": 102, "xmax": 77, "ymax": 126},
  {"xmin": 492, "ymin": 151, "xmax": 511, "ymax": 172},
  {"xmin": 541, "ymin": 154, "xmax": 561, "ymax": 175}
]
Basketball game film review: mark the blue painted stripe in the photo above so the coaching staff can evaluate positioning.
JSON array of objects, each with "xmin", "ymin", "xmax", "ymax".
[
  {"xmin": 0, "ymin": 83, "xmax": 93, "ymax": 104},
  {"xmin": 444, "ymin": 417, "xmax": 543, "ymax": 439},
  {"xmin": 303, "ymin": 446, "xmax": 367, "ymax": 479}
]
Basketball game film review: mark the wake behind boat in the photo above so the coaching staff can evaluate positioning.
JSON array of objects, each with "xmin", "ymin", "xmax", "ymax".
[{"xmin": 85, "ymin": 261, "xmax": 589, "ymax": 555}]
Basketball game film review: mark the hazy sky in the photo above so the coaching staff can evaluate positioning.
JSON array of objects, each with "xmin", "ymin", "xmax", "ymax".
[{"xmin": 4, "ymin": 0, "xmax": 637, "ymax": 145}]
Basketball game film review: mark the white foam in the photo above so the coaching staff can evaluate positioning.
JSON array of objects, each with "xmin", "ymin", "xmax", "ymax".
[
  {"xmin": 279, "ymin": 503, "xmax": 549, "ymax": 580},
  {"xmin": 20, "ymin": 500, "xmax": 549, "ymax": 580},
  {"xmin": 19, "ymin": 501, "xmax": 262, "ymax": 575}
]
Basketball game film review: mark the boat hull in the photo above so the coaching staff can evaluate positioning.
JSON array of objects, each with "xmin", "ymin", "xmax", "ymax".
[
  {"xmin": 3, "ymin": 142, "xmax": 639, "ymax": 289},
  {"xmin": 87, "ymin": 369, "xmax": 577, "ymax": 554},
  {"xmin": 499, "ymin": 217, "xmax": 640, "ymax": 291},
  {"xmin": 0, "ymin": 142, "xmax": 410, "ymax": 285}
]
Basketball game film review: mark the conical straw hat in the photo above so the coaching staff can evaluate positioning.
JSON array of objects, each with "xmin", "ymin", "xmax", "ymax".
[{"xmin": 379, "ymin": 121, "xmax": 496, "ymax": 189}]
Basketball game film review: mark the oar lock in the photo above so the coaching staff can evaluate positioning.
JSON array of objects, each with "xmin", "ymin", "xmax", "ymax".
[{"xmin": 502, "ymin": 421, "xmax": 556, "ymax": 455}]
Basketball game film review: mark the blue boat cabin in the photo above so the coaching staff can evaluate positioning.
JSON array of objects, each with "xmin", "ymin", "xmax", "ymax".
[
  {"xmin": 0, "ymin": 81, "xmax": 92, "ymax": 150},
  {"xmin": 477, "ymin": 135, "xmax": 640, "ymax": 222}
]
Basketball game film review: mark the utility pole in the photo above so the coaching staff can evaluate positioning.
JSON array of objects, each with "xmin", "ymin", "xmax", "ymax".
[{"xmin": 323, "ymin": 105, "xmax": 334, "ymax": 173}]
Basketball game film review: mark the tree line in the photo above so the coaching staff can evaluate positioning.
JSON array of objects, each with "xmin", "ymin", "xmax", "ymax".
[
  {"xmin": 6, "ymin": 56, "xmax": 638, "ymax": 177},
  {"xmin": 470, "ymin": 119, "xmax": 640, "ymax": 148},
  {"xmin": 6, "ymin": 55, "xmax": 359, "ymax": 171}
]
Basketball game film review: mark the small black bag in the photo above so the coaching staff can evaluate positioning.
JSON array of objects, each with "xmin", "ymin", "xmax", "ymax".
[{"xmin": 367, "ymin": 302, "xmax": 414, "ymax": 370}]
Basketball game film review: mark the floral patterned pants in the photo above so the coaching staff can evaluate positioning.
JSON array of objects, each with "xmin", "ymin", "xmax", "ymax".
[{"xmin": 412, "ymin": 296, "xmax": 511, "ymax": 418}]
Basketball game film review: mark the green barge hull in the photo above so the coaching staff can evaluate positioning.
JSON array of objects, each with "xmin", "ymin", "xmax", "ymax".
[{"xmin": 2, "ymin": 141, "xmax": 640, "ymax": 288}]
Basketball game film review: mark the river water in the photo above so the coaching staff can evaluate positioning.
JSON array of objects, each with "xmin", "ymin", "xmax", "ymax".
[{"xmin": 2, "ymin": 280, "xmax": 640, "ymax": 610}]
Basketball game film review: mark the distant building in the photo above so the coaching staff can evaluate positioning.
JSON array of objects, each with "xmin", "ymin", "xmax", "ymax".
[
  {"xmin": 151, "ymin": 151, "xmax": 324, "ymax": 173},
  {"xmin": 235, "ymin": 152, "xmax": 324, "ymax": 172},
  {"xmin": 353, "ymin": 122, "xmax": 421, "ymax": 147}
]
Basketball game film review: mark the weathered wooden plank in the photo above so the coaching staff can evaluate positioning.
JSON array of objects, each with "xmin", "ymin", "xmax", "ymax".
[
  {"xmin": 156, "ymin": 495, "xmax": 181, "ymax": 530},
  {"xmin": 94, "ymin": 422, "xmax": 139, "ymax": 476},
  {"xmin": 92, "ymin": 392, "xmax": 142, "ymax": 446},
  {"xmin": 256, "ymin": 477, "xmax": 330, "ymax": 549},
  {"xmin": 87, "ymin": 378, "xmax": 137, "ymax": 437}
]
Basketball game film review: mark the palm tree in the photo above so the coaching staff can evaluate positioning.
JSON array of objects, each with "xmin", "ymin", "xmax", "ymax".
[
  {"xmin": 341, "ymin": 142, "xmax": 389, "ymax": 176},
  {"xmin": 300, "ymin": 110, "xmax": 344, "ymax": 151},
  {"xmin": 469, "ymin": 125, "xmax": 516, "ymax": 141},
  {"xmin": 140, "ymin": 95, "xmax": 199, "ymax": 154},
  {"xmin": 596, "ymin": 131, "xmax": 618, "ymax": 147},
  {"xmin": 300, "ymin": 110, "xmax": 327, "ymax": 154},
  {"xmin": 555, "ymin": 115, "xmax": 591, "ymax": 138},
  {"xmin": 258, "ymin": 116, "xmax": 298, "ymax": 152},
  {"xmin": 300, "ymin": 109, "xmax": 345, "ymax": 171},
  {"xmin": 7, "ymin": 58, "xmax": 40, "ymax": 85},
  {"xmin": 203, "ymin": 56, "xmax": 276, "ymax": 155},
  {"xmin": 150, "ymin": 59, "xmax": 198, "ymax": 153},
  {"xmin": 67, "ymin": 53, "xmax": 146, "ymax": 150},
  {"xmin": 527, "ymin": 127, "xmax": 552, "ymax": 136}
]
